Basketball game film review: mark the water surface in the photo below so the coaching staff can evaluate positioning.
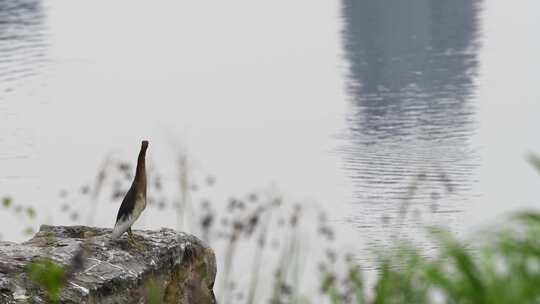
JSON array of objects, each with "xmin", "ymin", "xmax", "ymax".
[{"xmin": 0, "ymin": 0, "xmax": 539, "ymax": 255}]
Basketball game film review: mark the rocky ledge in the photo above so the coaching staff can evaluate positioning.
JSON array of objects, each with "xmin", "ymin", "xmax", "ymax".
[{"xmin": 0, "ymin": 225, "xmax": 216, "ymax": 304}]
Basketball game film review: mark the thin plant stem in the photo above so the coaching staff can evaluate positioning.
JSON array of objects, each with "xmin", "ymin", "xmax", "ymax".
[
  {"xmin": 219, "ymin": 227, "xmax": 240, "ymax": 304},
  {"xmin": 177, "ymin": 154, "xmax": 189, "ymax": 231},
  {"xmin": 86, "ymin": 154, "xmax": 112, "ymax": 226},
  {"xmin": 247, "ymin": 206, "xmax": 274, "ymax": 304}
]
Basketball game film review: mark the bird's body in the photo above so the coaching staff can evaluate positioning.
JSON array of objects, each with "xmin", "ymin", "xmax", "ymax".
[{"xmin": 111, "ymin": 140, "xmax": 148, "ymax": 240}]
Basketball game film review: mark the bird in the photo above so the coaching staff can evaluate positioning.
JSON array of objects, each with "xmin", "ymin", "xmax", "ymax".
[{"xmin": 111, "ymin": 140, "xmax": 148, "ymax": 245}]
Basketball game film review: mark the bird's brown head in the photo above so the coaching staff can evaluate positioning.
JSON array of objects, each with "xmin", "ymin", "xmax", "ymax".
[
  {"xmin": 136, "ymin": 140, "xmax": 148, "ymax": 193},
  {"xmin": 141, "ymin": 140, "xmax": 148, "ymax": 154},
  {"xmin": 138, "ymin": 140, "xmax": 149, "ymax": 162}
]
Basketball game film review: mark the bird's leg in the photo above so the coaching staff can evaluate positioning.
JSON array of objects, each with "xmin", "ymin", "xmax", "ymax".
[{"xmin": 127, "ymin": 228, "xmax": 142, "ymax": 248}]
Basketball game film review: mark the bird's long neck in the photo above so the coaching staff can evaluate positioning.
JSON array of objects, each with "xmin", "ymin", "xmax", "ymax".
[{"xmin": 134, "ymin": 146, "xmax": 147, "ymax": 197}]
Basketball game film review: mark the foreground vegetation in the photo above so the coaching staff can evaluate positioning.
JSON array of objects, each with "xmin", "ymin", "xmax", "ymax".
[
  {"xmin": 3, "ymin": 153, "xmax": 539, "ymax": 303},
  {"xmin": 19, "ymin": 209, "xmax": 540, "ymax": 304},
  {"xmin": 319, "ymin": 211, "xmax": 540, "ymax": 304}
]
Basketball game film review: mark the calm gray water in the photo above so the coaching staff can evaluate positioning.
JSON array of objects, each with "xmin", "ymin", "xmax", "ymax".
[
  {"xmin": 0, "ymin": 0, "xmax": 48, "ymax": 239},
  {"xmin": 0, "ymin": 0, "xmax": 539, "ymax": 254},
  {"xmin": 341, "ymin": 0, "xmax": 482, "ymax": 247},
  {"xmin": 0, "ymin": 0, "xmax": 46, "ymax": 160}
]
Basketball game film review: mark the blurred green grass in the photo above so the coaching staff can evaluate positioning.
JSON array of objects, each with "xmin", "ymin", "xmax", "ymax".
[{"xmin": 341, "ymin": 210, "xmax": 540, "ymax": 304}]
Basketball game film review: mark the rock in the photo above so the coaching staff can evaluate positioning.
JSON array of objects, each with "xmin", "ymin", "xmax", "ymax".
[{"xmin": 0, "ymin": 225, "xmax": 216, "ymax": 304}]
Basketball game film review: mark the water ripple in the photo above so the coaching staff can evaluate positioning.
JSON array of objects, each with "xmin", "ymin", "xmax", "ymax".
[
  {"xmin": 0, "ymin": 0, "xmax": 47, "ymax": 93},
  {"xmin": 340, "ymin": 0, "xmax": 483, "ymax": 254},
  {"xmin": 0, "ymin": 0, "xmax": 47, "ymax": 185}
]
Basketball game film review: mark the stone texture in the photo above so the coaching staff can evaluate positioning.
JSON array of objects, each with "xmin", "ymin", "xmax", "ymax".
[{"xmin": 0, "ymin": 225, "xmax": 216, "ymax": 304}]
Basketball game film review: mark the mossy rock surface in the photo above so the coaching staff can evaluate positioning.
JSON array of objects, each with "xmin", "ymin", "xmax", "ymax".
[{"xmin": 0, "ymin": 225, "xmax": 216, "ymax": 304}]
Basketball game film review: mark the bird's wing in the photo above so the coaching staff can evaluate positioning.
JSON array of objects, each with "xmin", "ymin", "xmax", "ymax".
[{"xmin": 115, "ymin": 185, "xmax": 137, "ymax": 224}]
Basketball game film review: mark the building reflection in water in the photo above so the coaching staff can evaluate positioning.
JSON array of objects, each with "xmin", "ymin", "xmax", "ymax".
[{"xmin": 340, "ymin": 0, "xmax": 483, "ymax": 250}]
